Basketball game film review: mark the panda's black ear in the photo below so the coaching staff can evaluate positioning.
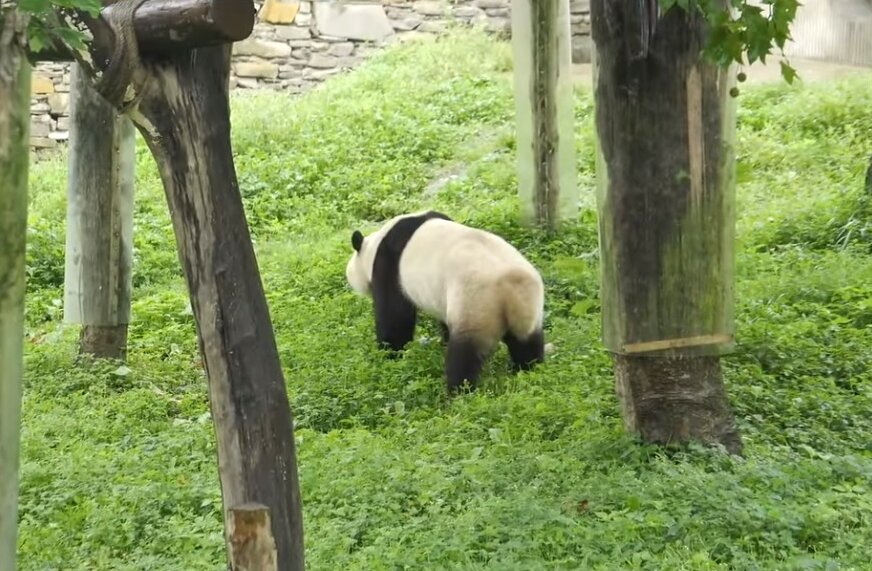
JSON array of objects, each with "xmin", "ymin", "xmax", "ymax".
[{"xmin": 351, "ymin": 230, "xmax": 364, "ymax": 252}]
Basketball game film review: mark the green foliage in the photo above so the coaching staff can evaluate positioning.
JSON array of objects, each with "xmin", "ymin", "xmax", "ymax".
[
  {"xmin": 661, "ymin": 0, "xmax": 800, "ymax": 85},
  {"xmin": 18, "ymin": 0, "xmax": 100, "ymax": 54},
  {"xmin": 20, "ymin": 30, "xmax": 872, "ymax": 570},
  {"xmin": 735, "ymin": 75, "xmax": 872, "ymax": 251},
  {"xmin": 231, "ymin": 36, "xmax": 513, "ymax": 237}
]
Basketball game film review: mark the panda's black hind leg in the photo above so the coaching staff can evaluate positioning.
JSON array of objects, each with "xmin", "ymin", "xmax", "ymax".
[
  {"xmin": 439, "ymin": 322, "xmax": 450, "ymax": 343},
  {"xmin": 503, "ymin": 329, "xmax": 545, "ymax": 372},
  {"xmin": 445, "ymin": 336, "xmax": 486, "ymax": 395}
]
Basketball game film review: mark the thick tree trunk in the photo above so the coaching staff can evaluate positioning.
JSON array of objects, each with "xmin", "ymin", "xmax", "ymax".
[
  {"xmin": 614, "ymin": 355, "xmax": 742, "ymax": 453},
  {"xmin": 130, "ymin": 45, "xmax": 305, "ymax": 570},
  {"xmin": 64, "ymin": 63, "xmax": 135, "ymax": 360},
  {"xmin": 511, "ymin": 0, "xmax": 577, "ymax": 229},
  {"xmin": 590, "ymin": 1, "xmax": 742, "ymax": 454},
  {"xmin": 0, "ymin": 10, "xmax": 31, "ymax": 571}
]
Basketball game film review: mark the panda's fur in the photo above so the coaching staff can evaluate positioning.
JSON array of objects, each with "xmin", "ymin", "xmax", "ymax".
[{"xmin": 345, "ymin": 210, "xmax": 545, "ymax": 393}]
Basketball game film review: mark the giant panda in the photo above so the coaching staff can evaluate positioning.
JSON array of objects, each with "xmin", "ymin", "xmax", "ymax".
[{"xmin": 345, "ymin": 210, "xmax": 545, "ymax": 394}]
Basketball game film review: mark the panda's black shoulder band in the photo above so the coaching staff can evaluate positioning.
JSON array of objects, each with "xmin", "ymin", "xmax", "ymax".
[
  {"xmin": 370, "ymin": 210, "xmax": 452, "ymax": 349},
  {"xmin": 379, "ymin": 211, "xmax": 451, "ymax": 256}
]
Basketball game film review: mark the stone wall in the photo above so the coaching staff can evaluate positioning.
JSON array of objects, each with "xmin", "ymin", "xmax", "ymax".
[{"xmin": 29, "ymin": 0, "xmax": 592, "ymax": 150}]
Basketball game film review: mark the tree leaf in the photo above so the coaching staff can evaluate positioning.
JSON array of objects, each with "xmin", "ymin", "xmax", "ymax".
[{"xmin": 779, "ymin": 60, "xmax": 798, "ymax": 84}]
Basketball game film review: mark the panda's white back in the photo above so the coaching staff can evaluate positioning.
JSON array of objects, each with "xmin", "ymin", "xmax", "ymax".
[{"xmin": 398, "ymin": 218, "xmax": 542, "ymax": 325}]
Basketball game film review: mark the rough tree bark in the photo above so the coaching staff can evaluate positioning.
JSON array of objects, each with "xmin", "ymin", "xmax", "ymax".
[
  {"xmin": 0, "ymin": 9, "xmax": 31, "ymax": 571},
  {"xmin": 130, "ymin": 45, "xmax": 305, "ymax": 570},
  {"xmin": 590, "ymin": 0, "xmax": 742, "ymax": 454},
  {"xmin": 511, "ymin": 0, "xmax": 577, "ymax": 229},
  {"xmin": 64, "ymin": 63, "xmax": 136, "ymax": 360}
]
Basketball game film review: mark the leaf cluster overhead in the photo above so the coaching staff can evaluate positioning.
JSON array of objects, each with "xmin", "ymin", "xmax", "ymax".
[
  {"xmin": 18, "ymin": 0, "xmax": 100, "ymax": 55},
  {"xmin": 662, "ymin": 0, "xmax": 800, "ymax": 84}
]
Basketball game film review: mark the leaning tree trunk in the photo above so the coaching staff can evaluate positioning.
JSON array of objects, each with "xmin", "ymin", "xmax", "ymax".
[
  {"xmin": 0, "ymin": 10, "xmax": 31, "ymax": 571},
  {"xmin": 590, "ymin": 0, "xmax": 743, "ymax": 454},
  {"xmin": 130, "ymin": 45, "xmax": 305, "ymax": 570},
  {"xmin": 64, "ymin": 63, "xmax": 136, "ymax": 360}
]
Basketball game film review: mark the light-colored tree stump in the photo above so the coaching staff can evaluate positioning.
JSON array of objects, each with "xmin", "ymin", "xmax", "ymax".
[
  {"xmin": 0, "ymin": 10, "xmax": 31, "ymax": 571},
  {"xmin": 511, "ymin": 0, "xmax": 577, "ymax": 229},
  {"xmin": 63, "ymin": 63, "xmax": 136, "ymax": 360}
]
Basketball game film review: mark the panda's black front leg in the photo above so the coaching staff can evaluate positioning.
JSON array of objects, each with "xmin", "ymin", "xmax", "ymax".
[{"xmin": 373, "ymin": 293, "xmax": 418, "ymax": 354}]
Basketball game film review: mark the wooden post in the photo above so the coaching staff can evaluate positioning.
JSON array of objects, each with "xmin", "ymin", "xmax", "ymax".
[
  {"xmin": 511, "ymin": 0, "xmax": 577, "ymax": 229},
  {"xmin": 63, "ymin": 63, "xmax": 136, "ymax": 359},
  {"xmin": 131, "ymin": 45, "xmax": 305, "ymax": 570},
  {"xmin": 228, "ymin": 504, "xmax": 278, "ymax": 571},
  {"xmin": 590, "ymin": 0, "xmax": 743, "ymax": 454},
  {"xmin": 0, "ymin": 11, "xmax": 31, "ymax": 571},
  {"xmin": 103, "ymin": 0, "xmax": 255, "ymax": 54},
  {"xmin": 29, "ymin": 0, "xmax": 256, "ymax": 61}
]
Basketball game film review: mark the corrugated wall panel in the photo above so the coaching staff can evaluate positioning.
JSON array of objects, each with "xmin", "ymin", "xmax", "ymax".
[{"xmin": 751, "ymin": 0, "xmax": 872, "ymax": 67}]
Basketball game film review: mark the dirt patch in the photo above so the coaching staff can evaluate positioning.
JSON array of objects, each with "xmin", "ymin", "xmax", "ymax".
[
  {"xmin": 423, "ymin": 126, "xmax": 511, "ymax": 196},
  {"xmin": 424, "ymin": 165, "xmax": 467, "ymax": 196}
]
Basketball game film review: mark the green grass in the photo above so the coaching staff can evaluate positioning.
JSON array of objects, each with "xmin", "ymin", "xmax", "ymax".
[{"xmin": 18, "ymin": 30, "xmax": 872, "ymax": 570}]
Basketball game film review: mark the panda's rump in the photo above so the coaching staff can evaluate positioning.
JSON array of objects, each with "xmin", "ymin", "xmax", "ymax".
[{"xmin": 399, "ymin": 221, "xmax": 542, "ymax": 341}]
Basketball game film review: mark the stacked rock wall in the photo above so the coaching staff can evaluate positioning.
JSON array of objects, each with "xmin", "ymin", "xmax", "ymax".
[{"xmin": 30, "ymin": 0, "xmax": 591, "ymax": 150}]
